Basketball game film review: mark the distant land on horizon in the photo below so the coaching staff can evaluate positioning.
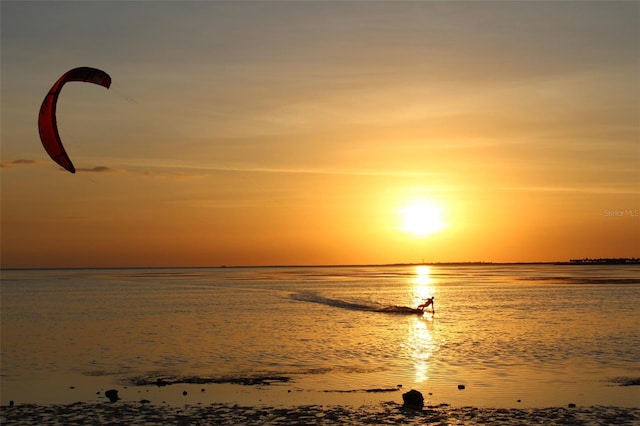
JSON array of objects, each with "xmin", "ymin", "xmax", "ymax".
[
  {"xmin": 227, "ymin": 258, "xmax": 640, "ymax": 268},
  {"xmin": 2, "ymin": 258, "xmax": 639, "ymax": 271},
  {"xmin": 242, "ymin": 258, "xmax": 640, "ymax": 268}
]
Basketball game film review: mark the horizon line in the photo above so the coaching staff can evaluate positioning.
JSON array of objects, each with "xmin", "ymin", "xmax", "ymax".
[{"xmin": 2, "ymin": 258, "xmax": 639, "ymax": 271}]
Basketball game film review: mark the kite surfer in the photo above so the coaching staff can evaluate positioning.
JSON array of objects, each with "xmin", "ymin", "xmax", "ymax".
[{"xmin": 416, "ymin": 297, "xmax": 434, "ymax": 314}]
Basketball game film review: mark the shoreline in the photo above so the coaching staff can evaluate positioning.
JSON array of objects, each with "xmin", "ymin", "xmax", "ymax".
[
  {"xmin": 2, "ymin": 401, "xmax": 639, "ymax": 425},
  {"xmin": 5, "ymin": 374, "xmax": 639, "ymax": 410},
  {"xmin": 3, "ymin": 367, "xmax": 639, "ymax": 411}
]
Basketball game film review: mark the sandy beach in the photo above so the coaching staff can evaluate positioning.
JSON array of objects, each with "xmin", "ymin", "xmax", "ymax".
[{"xmin": 2, "ymin": 400, "xmax": 639, "ymax": 425}]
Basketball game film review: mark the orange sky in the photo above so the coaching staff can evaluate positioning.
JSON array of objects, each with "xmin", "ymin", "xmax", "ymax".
[{"xmin": 1, "ymin": 1, "xmax": 638, "ymax": 268}]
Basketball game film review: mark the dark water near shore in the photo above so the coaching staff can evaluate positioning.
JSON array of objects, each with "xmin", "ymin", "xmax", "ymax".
[{"xmin": 1, "ymin": 264, "xmax": 639, "ymax": 408}]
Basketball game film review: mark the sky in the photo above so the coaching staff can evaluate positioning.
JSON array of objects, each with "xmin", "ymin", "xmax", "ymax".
[{"xmin": 1, "ymin": 1, "xmax": 638, "ymax": 268}]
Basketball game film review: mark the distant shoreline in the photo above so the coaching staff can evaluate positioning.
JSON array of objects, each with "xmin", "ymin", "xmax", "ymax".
[{"xmin": 2, "ymin": 258, "xmax": 639, "ymax": 271}]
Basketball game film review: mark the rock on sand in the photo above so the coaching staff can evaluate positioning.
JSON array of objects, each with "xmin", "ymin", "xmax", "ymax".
[
  {"xmin": 402, "ymin": 389, "xmax": 424, "ymax": 409},
  {"xmin": 104, "ymin": 389, "xmax": 119, "ymax": 403}
]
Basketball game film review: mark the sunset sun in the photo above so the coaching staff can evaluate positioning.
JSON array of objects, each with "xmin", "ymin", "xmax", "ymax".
[{"xmin": 399, "ymin": 201, "xmax": 446, "ymax": 237}]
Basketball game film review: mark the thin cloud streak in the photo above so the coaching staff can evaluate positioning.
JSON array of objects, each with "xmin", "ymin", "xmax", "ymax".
[
  {"xmin": 0, "ymin": 159, "xmax": 37, "ymax": 168},
  {"xmin": 114, "ymin": 159, "xmax": 448, "ymax": 179},
  {"xmin": 501, "ymin": 185, "xmax": 640, "ymax": 195}
]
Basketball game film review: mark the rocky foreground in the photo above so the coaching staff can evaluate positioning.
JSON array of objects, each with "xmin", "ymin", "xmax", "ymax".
[{"xmin": 1, "ymin": 401, "xmax": 639, "ymax": 425}]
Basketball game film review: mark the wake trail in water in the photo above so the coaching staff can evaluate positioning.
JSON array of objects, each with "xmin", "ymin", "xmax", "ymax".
[
  {"xmin": 290, "ymin": 290, "xmax": 378, "ymax": 312},
  {"xmin": 290, "ymin": 291, "xmax": 425, "ymax": 315}
]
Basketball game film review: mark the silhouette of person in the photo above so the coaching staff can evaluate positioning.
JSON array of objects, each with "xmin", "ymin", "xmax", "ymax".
[{"xmin": 417, "ymin": 297, "xmax": 434, "ymax": 313}]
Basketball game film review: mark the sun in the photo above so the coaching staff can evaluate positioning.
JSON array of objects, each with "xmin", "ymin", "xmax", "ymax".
[{"xmin": 399, "ymin": 201, "xmax": 445, "ymax": 237}]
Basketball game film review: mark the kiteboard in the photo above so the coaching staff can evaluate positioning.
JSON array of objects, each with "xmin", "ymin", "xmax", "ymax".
[{"xmin": 377, "ymin": 306, "xmax": 428, "ymax": 315}]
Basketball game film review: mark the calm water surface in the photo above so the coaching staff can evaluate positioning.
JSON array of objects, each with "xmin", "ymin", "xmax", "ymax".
[{"xmin": 1, "ymin": 264, "xmax": 639, "ymax": 408}]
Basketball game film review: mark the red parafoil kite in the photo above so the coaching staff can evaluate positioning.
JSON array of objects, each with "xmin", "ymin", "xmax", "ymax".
[{"xmin": 38, "ymin": 67, "xmax": 111, "ymax": 173}]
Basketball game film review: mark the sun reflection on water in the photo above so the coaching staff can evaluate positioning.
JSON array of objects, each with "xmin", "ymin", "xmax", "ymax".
[
  {"xmin": 412, "ymin": 265, "xmax": 436, "ymax": 308},
  {"xmin": 407, "ymin": 266, "xmax": 437, "ymax": 383},
  {"xmin": 407, "ymin": 317, "xmax": 434, "ymax": 383}
]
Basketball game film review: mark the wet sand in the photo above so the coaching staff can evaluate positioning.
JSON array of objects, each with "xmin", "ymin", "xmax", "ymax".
[
  {"xmin": 2, "ymin": 376, "xmax": 639, "ymax": 424},
  {"xmin": 2, "ymin": 401, "xmax": 639, "ymax": 425}
]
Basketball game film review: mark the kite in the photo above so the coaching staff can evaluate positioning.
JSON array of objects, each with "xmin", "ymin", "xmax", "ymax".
[{"xmin": 38, "ymin": 67, "xmax": 111, "ymax": 173}]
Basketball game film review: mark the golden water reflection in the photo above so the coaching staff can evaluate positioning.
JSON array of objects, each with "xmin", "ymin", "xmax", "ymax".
[
  {"xmin": 412, "ymin": 265, "xmax": 436, "ymax": 310},
  {"xmin": 408, "ymin": 266, "xmax": 436, "ymax": 383},
  {"xmin": 413, "ymin": 265, "xmax": 434, "ymax": 286},
  {"xmin": 407, "ymin": 317, "xmax": 435, "ymax": 384}
]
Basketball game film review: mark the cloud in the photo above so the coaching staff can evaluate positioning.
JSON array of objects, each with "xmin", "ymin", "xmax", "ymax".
[
  {"xmin": 76, "ymin": 166, "xmax": 116, "ymax": 173},
  {"xmin": 0, "ymin": 159, "xmax": 37, "ymax": 168},
  {"xmin": 1, "ymin": 161, "xmax": 123, "ymax": 174},
  {"xmin": 501, "ymin": 185, "xmax": 640, "ymax": 195}
]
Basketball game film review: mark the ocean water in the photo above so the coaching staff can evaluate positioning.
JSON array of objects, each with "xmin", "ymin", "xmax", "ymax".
[{"xmin": 1, "ymin": 264, "xmax": 639, "ymax": 408}]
